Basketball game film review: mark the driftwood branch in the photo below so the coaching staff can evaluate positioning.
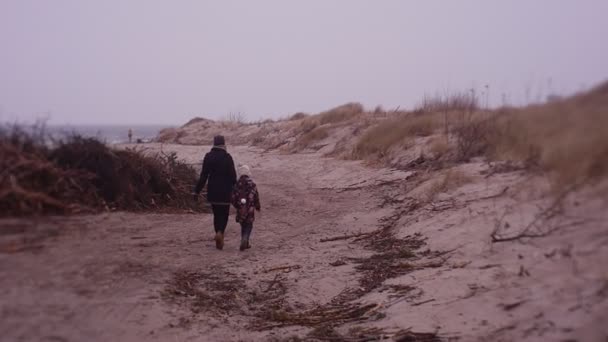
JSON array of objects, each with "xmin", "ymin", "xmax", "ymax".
[
  {"xmin": 320, "ymin": 232, "xmax": 371, "ymax": 243},
  {"xmin": 412, "ymin": 298, "xmax": 435, "ymax": 306},
  {"xmin": 264, "ymin": 274, "xmax": 282, "ymax": 292}
]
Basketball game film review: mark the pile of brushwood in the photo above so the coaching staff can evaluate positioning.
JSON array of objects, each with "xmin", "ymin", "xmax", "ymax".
[{"xmin": 0, "ymin": 124, "xmax": 205, "ymax": 216}]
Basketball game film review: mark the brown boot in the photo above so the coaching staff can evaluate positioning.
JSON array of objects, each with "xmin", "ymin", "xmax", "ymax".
[{"xmin": 215, "ymin": 232, "xmax": 224, "ymax": 250}]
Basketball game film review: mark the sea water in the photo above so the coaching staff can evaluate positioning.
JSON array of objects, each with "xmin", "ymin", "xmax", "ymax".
[{"xmin": 47, "ymin": 124, "xmax": 172, "ymax": 144}]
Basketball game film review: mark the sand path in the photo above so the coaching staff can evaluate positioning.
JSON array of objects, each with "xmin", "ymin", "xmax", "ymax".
[
  {"xmin": 0, "ymin": 144, "xmax": 412, "ymax": 341},
  {"xmin": 1, "ymin": 144, "xmax": 607, "ymax": 342}
]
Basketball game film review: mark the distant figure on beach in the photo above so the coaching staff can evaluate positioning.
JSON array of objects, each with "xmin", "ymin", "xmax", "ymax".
[
  {"xmin": 193, "ymin": 135, "xmax": 237, "ymax": 250},
  {"xmin": 128, "ymin": 128, "xmax": 133, "ymax": 143},
  {"xmin": 231, "ymin": 165, "xmax": 261, "ymax": 251}
]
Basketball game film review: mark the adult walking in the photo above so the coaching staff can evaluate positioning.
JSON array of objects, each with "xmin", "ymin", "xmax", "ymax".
[{"xmin": 193, "ymin": 135, "xmax": 237, "ymax": 250}]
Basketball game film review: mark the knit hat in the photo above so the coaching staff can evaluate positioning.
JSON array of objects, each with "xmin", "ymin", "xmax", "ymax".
[
  {"xmin": 238, "ymin": 165, "xmax": 251, "ymax": 178},
  {"xmin": 213, "ymin": 135, "xmax": 226, "ymax": 146}
]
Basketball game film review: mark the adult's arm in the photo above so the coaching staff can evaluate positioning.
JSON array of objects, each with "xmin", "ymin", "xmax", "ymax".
[
  {"xmin": 228, "ymin": 155, "xmax": 237, "ymax": 186},
  {"xmin": 194, "ymin": 153, "xmax": 210, "ymax": 194}
]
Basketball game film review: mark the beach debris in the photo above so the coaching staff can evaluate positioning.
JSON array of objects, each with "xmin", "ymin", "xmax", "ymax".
[
  {"xmin": 320, "ymin": 231, "xmax": 371, "ymax": 242},
  {"xmin": 412, "ymin": 298, "xmax": 436, "ymax": 306}
]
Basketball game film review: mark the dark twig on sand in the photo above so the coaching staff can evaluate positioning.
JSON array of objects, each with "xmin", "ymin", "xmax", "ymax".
[
  {"xmin": 264, "ymin": 274, "xmax": 282, "ymax": 293},
  {"xmin": 320, "ymin": 232, "xmax": 371, "ymax": 242},
  {"xmin": 491, "ymin": 184, "xmax": 580, "ymax": 243},
  {"xmin": 500, "ymin": 300, "xmax": 527, "ymax": 311},
  {"xmin": 412, "ymin": 298, "xmax": 436, "ymax": 306}
]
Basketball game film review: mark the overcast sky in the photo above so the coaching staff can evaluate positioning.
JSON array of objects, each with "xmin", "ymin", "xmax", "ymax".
[{"xmin": 1, "ymin": 1, "xmax": 607, "ymax": 125}]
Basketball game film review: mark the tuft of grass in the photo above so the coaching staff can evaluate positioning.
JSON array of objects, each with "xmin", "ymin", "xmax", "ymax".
[
  {"xmin": 318, "ymin": 103, "xmax": 364, "ymax": 125},
  {"xmin": 428, "ymin": 136, "xmax": 451, "ymax": 158},
  {"xmin": 424, "ymin": 169, "xmax": 472, "ymax": 201},
  {"xmin": 438, "ymin": 81, "xmax": 608, "ymax": 190},
  {"xmin": 222, "ymin": 112, "xmax": 246, "ymax": 125},
  {"xmin": 487, "ymin": 83, "xmax": 608, "ymax": 188},
  {"xmin": 296, "ymin": 117, "xmax": 321, "ymax": 135},
  {"xmin": 293, "ymin": 126, "xmax": 329, "ymax": 150},
  {"xmin": 352, "ymin": 112, "xmax": 443, "ymax": 159},
  {"xmin": 415, "ymin": 91, "xmax": 479, "ymax": 113},
  {"xmin": 289, "ymin": 112, "xmax": 309, "ymax": 121}
]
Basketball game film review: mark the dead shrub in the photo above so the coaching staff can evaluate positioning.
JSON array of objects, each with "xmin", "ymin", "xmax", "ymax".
[
  {"xmin": 0, "ymin": 127, "xmax": 204, "ymax": 216},
  {"xmin": 0, "ymin": 125, "xmax": 98, "ymax": 215},
  {"xmin": 318, "ymin": 103, "xmax": 364, "ymax": 125},
  {"xmin": 453, "ymin": 112, "xmax": 497, "ymax": 161},
  {"xmin": 222, "ymin": 112, "xmax": 246, "ymax": 125}
]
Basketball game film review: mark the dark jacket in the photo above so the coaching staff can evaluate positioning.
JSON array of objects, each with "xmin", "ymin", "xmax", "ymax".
[
  {"xmin": 194, "ymin": 147, "xmax": 237, "ymax": 204},
  {"xmin": 231, "ymin": 175, "xmax": 261, "ymax": 224}
]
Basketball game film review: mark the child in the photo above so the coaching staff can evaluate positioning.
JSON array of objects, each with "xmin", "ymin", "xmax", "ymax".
[{"xmin": 231, "ymin": 165, "xmax": 261, "ymax": 251}]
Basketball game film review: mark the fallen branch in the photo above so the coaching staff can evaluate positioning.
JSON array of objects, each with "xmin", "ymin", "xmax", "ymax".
[
  {"xmin": 479, "ymin": 264, "xmax": 502, "ymax": 270},
  {"xmin": 264, "ymin": 274, "xmax": 282, "ymax": 293},
  {"xmin": 412, "ymin": 298, "xmax": 435, "ymax": 306},
  {"xmin": 320, "ymin": 232, "xmax": 371, "ymax": 242},
  {"xmin": 491, "ymin": 184, "xmax": 578, "ymax": 243},
  {"xmin": 428, "ymin": 247, "xmax": 460, "ymax": 259},
  {"xmin": 500, "ymin": 300, "xmax": 527, "ymax": 311}
]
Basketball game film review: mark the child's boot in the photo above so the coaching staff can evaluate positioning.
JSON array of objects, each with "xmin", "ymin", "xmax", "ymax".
[{"xmin": 239, "ymin": 237, "xmax": 249, "ymax": 251}]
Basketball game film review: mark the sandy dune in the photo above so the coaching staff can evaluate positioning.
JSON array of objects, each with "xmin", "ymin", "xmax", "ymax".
[{"xmin": 1, "ymin": 144, "xmax": 606, "ymax": 341}]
